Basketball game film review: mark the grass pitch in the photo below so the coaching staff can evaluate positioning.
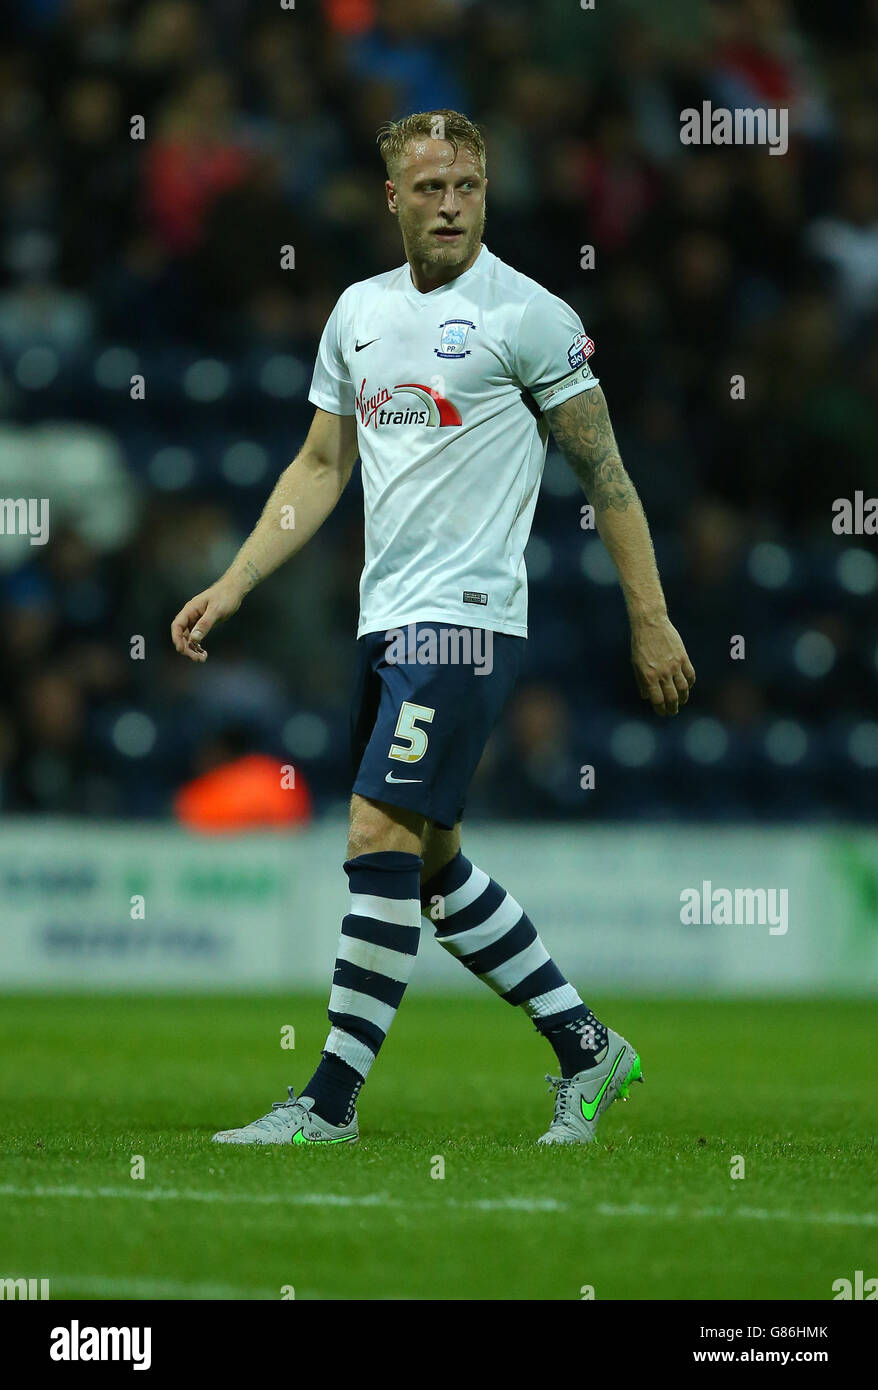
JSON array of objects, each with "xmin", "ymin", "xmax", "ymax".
[{"xmin": 1, "ymin": 994, "xmax": 875, "ymax": 1300}]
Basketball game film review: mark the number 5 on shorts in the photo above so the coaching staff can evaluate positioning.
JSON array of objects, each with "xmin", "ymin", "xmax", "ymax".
[{"xmin": 389, "ymin": 701, "xmax": 435, "ymax": 764}]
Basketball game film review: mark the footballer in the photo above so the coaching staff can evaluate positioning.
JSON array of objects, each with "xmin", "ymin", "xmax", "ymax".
[{"xmin": 171, "ymin": 110, "xmax": 695, "ymax": 1147}]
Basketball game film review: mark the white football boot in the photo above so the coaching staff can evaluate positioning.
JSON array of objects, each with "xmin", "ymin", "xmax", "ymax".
[
  {"xmin": 538, "ymin": 1029, "xmax": 643, "ymax": 1145},
  {"xmin": 212, "ymin": 1087, "xmax": 358, "ymax": 1146}
]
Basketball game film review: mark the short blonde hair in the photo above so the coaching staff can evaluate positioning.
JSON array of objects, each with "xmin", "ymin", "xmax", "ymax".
[{"xmin": 377, "ymin": 110, "xmax": 486, "ymax": 180}]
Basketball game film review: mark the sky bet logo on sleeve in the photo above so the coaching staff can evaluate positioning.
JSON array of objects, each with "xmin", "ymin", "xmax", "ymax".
[
  {"xmin": 355, "ymin": 378, "xmax": 462, "ymax": 429},
  {"xmin": 567, "ymin": 333, "xmax": 595, "ymax": 369}
]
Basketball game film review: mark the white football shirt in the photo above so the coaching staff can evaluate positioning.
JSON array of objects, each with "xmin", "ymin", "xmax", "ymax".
[{"xmin": 308, "ymin": 244, "xmax": 599, "ymax": 638}]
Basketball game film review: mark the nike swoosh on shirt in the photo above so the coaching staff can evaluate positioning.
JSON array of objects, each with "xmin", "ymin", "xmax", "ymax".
[
  {"xmin": 580, "ymin": 1049, "xmax": 627, "ymax": 1122},
  {"xmin": 355, "ymin": 338, "xmax": 380, "ymax": 352},
  {"xmin": 385, "ymin": 771, "xmax": 422, "ymax": 783}
]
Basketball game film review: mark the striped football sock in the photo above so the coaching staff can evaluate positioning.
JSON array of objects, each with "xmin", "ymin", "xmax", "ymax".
[
  {"xmin": 305, "ymin": 850, "xmax": 422, "ymax": 1124},
  {"xmin": 421, "ymin": 850, "xmax": 607, "ymax": 1077}
]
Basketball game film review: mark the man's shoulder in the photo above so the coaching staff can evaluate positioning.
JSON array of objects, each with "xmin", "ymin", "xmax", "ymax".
[
  {"xmin": 480, "ymin": 249, "xmax": 569, "ymax": 318},
  {"xmin": 336, "ymin": 263, "xmax": 409, "ymax": 306}
]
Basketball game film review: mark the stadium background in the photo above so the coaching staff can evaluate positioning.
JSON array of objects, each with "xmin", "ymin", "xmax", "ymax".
[
  {"xmin": 1, "ymin": 0, "xmax": 877, "ymax": 1305},
  {"xmin": 1, "ymin": 0, "xmax": 877, "ymax": 828}
]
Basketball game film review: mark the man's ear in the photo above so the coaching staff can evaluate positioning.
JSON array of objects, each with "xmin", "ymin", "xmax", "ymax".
[{"xmin": 385, "ymin": 179, "xmax": 398, "ymax": 215}]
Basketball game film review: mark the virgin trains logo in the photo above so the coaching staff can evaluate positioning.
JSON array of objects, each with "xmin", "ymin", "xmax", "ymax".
[{"xmin": 355, "ymin": 379, "xmax": 462, "ymax": 429}]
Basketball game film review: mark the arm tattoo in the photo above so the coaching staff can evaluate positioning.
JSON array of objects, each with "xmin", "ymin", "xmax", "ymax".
[
  {"xmin": 546, "ymin": 385, "xmax": 635, "ymax": 512},
  {"xmin": 242, "ymin": 559, "xmax": 262, "ymax": 591}
]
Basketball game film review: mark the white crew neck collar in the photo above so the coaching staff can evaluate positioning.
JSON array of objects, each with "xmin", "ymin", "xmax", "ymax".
[{"xmin": 404, "ymin": 243, "xmax": 488, "ymax": 298}]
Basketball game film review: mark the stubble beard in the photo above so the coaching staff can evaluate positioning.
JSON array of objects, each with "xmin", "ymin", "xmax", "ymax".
[{"xmin": 400, "ymin": 203, "xmax": 486, "ymax": 277}]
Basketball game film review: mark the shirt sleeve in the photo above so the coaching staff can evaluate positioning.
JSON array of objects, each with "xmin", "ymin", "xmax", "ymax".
[
  {"xmin": 512, "ymin": 288, "xmax": 600, "ymax": 413},
  {"xmin": 308, "ymin": 290, "xmax": 356, "ymax": 416}
]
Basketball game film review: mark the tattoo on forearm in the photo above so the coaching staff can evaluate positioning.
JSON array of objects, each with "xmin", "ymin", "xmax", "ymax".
[
  {"xmin": 242, "ymin": 559, "xmax": 262, "ymax": 591},
  {"xmin": 548, "ymin": 386, "xmax": 635, "ymax": 512}
]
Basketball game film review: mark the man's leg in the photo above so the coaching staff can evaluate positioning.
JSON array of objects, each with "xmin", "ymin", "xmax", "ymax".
[
  {"xmin": 420, "ymin": 824, "xmax": 609, "ymax": 1078},
  {"xmin": 300, "ymin": 794, "xmax": 426, "ymax": 1124},
  {"xmin": 419, "ymin": 819, "xmax": 460, "ymax": 885},
  {"xmin": 212, "ymin": 794, "xmax": 426, "ymax": 1145}
]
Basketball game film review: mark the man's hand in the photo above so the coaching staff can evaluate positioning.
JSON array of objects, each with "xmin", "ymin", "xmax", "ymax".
[
  {"xmin": 630, "ymin": 614, "xmax": 696, "ymax": 716},
  {"xmin": 171, "ymin": 577, "xmax": 245, "ymax": 663}
]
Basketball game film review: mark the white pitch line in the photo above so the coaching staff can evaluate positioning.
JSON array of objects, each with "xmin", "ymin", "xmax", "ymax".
[
  {"xmin": 0, "ymin": 1183, "xmax": 399, "ymax": 1210},
  {"xmin": 0, "ymin": 1183, "xmax": 560, "ymax": 1214},
  {"xmin": 447, "ymin": 1197, "xmax": 566, "ymax": 1212},
  {"xmin": 596, "ymin": 1202, "xmax": 878, "ymax": 1228},
  {"xmin": 1, "ymin": 1185, "xmax": 875, "ymax": 1227},
  {"xmin": 49, "ymin": 1274, "xmax": 278, "ymax": 1301}
]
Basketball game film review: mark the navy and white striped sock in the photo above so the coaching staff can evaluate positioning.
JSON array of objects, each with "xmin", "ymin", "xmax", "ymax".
[
  {"xmin": 305, "ymin": 850, "xmax": 422, "ymax": 1124},
  {"xmin": 421, "ymin": 850, "xmax": 606, "ymax": 1077}
]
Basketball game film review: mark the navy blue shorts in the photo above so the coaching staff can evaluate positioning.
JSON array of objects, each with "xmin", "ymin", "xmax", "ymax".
[{"xmin": 350, "ymin": 623, "xmax": 525, "ymax": 829}]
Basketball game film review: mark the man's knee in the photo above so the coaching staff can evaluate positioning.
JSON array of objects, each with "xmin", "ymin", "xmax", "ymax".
[{"xmin": 347, "ymin": 795, "xmax": 425, "ymax": 860}]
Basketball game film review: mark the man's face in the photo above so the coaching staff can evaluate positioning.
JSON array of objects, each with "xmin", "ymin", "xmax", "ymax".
[{"xmin": 386, "ymin": 138, "xmax": 486, "ymax": 272}]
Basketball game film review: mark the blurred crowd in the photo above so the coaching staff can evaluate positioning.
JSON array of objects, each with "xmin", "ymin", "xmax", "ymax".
[{"xmin": 1, "ymin": 0, "xmax": 877, "ymax": 823}]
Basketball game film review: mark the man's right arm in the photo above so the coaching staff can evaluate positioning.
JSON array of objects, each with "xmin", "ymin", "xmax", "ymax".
[{"xmin": 171, "ymin": 408, "xmax": 358, "ymax": 662}]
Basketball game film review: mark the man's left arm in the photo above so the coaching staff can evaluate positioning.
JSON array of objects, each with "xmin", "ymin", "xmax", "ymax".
[{"xmin": 545, "ymin": 384, "xmax": 696, "ymax": 716}]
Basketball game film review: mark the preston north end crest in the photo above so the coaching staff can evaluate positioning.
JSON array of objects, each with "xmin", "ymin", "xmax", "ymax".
[{"xmin": 435, "ymin": 318, "xmax": 475, "ymax": 358}]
